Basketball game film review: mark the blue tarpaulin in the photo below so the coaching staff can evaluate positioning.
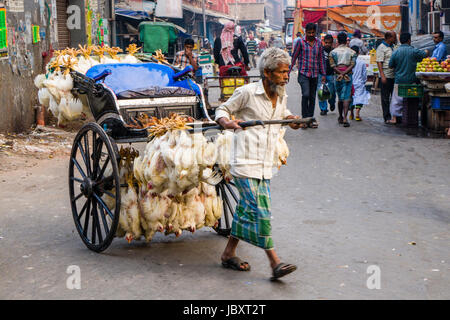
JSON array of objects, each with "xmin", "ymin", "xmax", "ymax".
[{"xmin": 115, "ymin": 8, "xmax": 150, "ymax": 20}]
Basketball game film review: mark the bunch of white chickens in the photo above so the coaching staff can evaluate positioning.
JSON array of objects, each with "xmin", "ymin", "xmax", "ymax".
[
  {"xmin": 106, "ymin": 121, "xmax": 290, "ymax": 244},
  {"xmin": 103, "ymin": 128, "xmax": 233, "ymax": 243},
  {"xmin": 33, "ymin": 44, "xmax": 142, "ymax": 125}
]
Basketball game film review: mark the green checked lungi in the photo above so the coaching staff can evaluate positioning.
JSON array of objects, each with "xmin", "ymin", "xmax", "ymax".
[{"xmin": 231, "ymin": 177, "xmax": 274, "ymax": 250}]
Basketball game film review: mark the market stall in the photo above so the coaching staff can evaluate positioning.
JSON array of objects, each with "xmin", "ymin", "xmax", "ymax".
[{"xmin": 414, "ymin": 57, "xmax": 450, "ymax": 136}]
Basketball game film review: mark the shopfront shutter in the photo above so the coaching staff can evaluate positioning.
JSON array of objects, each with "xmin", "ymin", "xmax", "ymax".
[{"xmin": 56, "ymin": 0, "xmax": 70, "ymax": 49}]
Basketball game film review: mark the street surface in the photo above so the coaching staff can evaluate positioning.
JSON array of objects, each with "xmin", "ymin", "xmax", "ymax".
[{"xmin": 0, "ymin": 69, "xmax": 449, "ymax": 300}]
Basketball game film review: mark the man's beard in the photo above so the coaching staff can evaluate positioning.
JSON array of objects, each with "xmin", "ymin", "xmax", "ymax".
[{"xmin": 268, "ymin": 79, "xmax": 286, "ymax": 97}]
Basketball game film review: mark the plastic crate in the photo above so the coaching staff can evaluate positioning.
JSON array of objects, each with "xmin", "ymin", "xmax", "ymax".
[
  {"xmin": 221, "ymin": 78, "xmax": 245, "ymax": 95},
  {"xmin": 398, "ymin": 84, "xmax": 423, "ymax": 98},
  {"xmin": 431, "ymin": 96, "xmax": 450, "ymax": 110}
]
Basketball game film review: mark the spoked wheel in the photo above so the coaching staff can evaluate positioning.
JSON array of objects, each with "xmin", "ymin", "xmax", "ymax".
[
  {"xmin": 214, "ymin": 178, "xmax": 239, "ymax": 237},
  {"xmin": 69, "ymin": 123, "xmax": 121, "ymax": 252}
]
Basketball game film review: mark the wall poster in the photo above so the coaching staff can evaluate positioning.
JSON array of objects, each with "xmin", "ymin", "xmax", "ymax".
[{"xmin": 0, "ymin": 7, "xmax": 8, "ymax": 59}]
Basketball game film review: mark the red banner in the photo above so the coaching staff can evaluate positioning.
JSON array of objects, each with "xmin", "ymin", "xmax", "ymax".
[{"xmin": 302, "ymin": 10, "xmax": 326, "ymax": 27}]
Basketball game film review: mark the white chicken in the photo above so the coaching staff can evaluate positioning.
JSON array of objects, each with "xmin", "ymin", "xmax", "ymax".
[
  {"xmin": 34, "ymin": 74, "xmax": 46, "ymax": 89},
  {"xmin": 121, "ymin": 174, "xmax": 142, "ymax": 243},
  {"xmin": 59, "ymin": 97, "xmax": 83, "ymax": 122},
  {"xmin": 145, "ymin": 150, "xmax": 169, "ymax": 194},
  {"xmin": 215, "ymin": 130, "xmax": 233, "ymax": 182},
  {"xmin": 179, "ymin": 190, "xmax": 198, "ymax": 233},
  {"xmin": 141, "ymin": 192, "xmax": 170, "ymax": 242},
  {"xmin": 38, "ymin": 88, "xmax": 51, "ymax": 108},
  {"xmin": 43, "ymin": 71, "xmax": 73, "ymax": 104},
  {"xmin": 165, "ymin": 200, "xmax": 182, "ymax": 237},
  {"xmin": 75, "ymin": 55, "xmax": 99, "ymax": 74},
  {"xmin": 274, "ymin": 128, "xmax": 290, "ymax": 169},
  {"xmin": 120, "ymin": 54, "xmax": 141, "ymax": 64},
  {"xmin": 200, "ymin": 182, "xmax": 223, "ymax": 227},
  {"xmin": 122, "ymin": 43, "xmax": 142, "ymax": 64},
  {"xmin": 139, "ymin": 190, "xmax": 156, "ymax": 242}
]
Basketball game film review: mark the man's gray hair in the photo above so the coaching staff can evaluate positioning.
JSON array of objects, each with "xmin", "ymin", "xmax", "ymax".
[{"xmin": 258, "ymin": 47, "xmax": 291, "ymax": 78}]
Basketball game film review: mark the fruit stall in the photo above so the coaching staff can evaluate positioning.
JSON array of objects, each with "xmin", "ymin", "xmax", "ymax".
[{"xmin": 415, "ymin": 57, "xmax": 450, "ymax": 136}]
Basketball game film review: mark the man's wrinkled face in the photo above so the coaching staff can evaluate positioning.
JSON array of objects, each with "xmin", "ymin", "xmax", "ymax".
[
  {"xmin": 265, "ymin": 63, "xmax": 290, "ymax": 95},
  {"xmin": 433, "ymin": 33, "xmax": 442, "ymax": 44},
  {"xmin": 306, "ymin": 29, "xmax": 316, "ymax": 41},
  {"xmin": 324, "ymin": 38, "xmax": 333, "ymax": 50}
]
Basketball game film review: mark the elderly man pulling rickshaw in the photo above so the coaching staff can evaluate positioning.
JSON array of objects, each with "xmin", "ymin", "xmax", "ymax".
[{"xmin": 215, "ymin": 47, "xmax": 305, "ymax": 281}]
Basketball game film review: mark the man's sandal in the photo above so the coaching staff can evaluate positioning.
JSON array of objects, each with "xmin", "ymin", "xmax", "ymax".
[
  {"xmin": 270, "ymin": 263, "xmax": 297, "ymax": 281},
  {"xmin": 222, "ymin": 257, "xmax": 251, "ymax": 271},
  {"xmin": 308, "ymin": 121, "xmax": 319, "ymax": 129}
]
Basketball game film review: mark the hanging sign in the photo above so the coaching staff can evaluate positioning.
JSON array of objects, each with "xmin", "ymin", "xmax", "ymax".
[{"xmin": 0, "ymin": 8, "xmax": 8, "ymax": 59}]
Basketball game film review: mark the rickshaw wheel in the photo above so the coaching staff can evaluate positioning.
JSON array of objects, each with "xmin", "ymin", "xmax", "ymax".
[
  {"xmin": 214, "ymin": 178, "xmax": 239, "ymax": 237},
  {"xmin": 69, "ymin": 122, "xmax": 121, "ymax": 252}
]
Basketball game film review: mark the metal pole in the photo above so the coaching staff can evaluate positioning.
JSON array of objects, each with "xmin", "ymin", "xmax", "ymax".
[
  {"xmin": 235, "ymin": 0, "xmax": 238, "ymax": 23},
  {"xmin": 111, "ymin": 0, "xmax": 116, "ymax": 47},
  {"xmin": 326, "ymin": 0, "xmax": 329, "ymax": 33},
  {"xmin": 202, "ymin": 0, "xmax": 207, "ymax": 43}
]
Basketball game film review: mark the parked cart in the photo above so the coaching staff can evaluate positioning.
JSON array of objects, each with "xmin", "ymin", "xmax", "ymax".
[{"xmin": 203, "ymin": 65, "xmax": 260, "ymax": 115}]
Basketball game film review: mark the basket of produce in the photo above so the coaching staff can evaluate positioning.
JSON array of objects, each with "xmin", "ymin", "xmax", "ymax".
[
  {"xmin": 416, "ymin": 57, "xmax": 450, "ymax": 81},
  {"xmin": 398, "ymin": 84, "xmax": 424, "ymax": 98}
]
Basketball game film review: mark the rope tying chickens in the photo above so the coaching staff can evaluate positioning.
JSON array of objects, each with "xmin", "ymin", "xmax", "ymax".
[{"xmin": 146, "ymin": 113, "xmax": 193, "ymax": 137}]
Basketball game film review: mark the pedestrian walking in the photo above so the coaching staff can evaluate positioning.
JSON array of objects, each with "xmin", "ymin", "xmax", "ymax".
[
  {"xmin": 350, "ymin": 46, "xmax": 371, "ymax": 121},
  {"xmin": 376, "ymin": 31, "xmax": 397, "ymax": 123},
  {"xmin": 289, "ymin": 23, "xmax": 326, "ymax": 128},
  {"xmin": 388, "ymin": 33, "xmax": 429, "ymax": 125},
  {"xmin": 318, "ymin": 34, "xmax": 336, "ymax": 115},
  {"xmin": 293, "ymin": 32, "xmax": 302, "ymax": 49},
  {"xmin": 258, "ymin": 37, "xmax": 268, "ymax": 55},
  {"xmin": 246, "ymin": 34, "xmax": 258, "ymax": 68},
  {"xmin": 213, "ymin": 21, "xmax": 250, "ymax": 71},
  {"xmin": 269, "ymin": 35, "xmax": 275, "ymax": 47},
  {"xmin": 330, "ymin": 32, "xmax": 357, "ymax": 127},
  {"xmin": 349, "ymin": 29, "xmax": 369, "ymax": 55},
  {"xmin": 215, "ymin": 48, "xmax": 304, "ymax": 280}
]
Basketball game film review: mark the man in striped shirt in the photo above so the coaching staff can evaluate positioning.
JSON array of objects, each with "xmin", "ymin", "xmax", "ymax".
[
  {"xmin": 289, "ymin": 23, "xmax": 326, "ymax": 128},
  {"xmin": 246, "ymin": 34, "xmax": 258, "ymax": 68}
]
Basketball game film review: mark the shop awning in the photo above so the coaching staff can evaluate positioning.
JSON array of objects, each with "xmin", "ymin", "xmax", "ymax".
[
  {"xmin": 115, "ymin": 8, "xmax": 150, "ymax": 20},
  {"xmin": 182, "ymin": 4, "xmax": 234, "ymax": 20},
  {"xmin": 295, "ymin": 5, "xmax": 401, "ymax": 37}
]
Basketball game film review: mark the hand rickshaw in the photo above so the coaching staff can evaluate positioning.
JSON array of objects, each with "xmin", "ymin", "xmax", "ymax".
[{"xmin": 67, "ymin": 60, "xmax": 314, "ymax": 252}]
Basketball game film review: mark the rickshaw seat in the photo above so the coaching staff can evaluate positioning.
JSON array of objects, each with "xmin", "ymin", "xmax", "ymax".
[
  {"xmin": 116, "ymin": 86, "xmax": 196, "ymax": 99},
  {"xmin": 85, "ymin": 63, "xmax": 199, "ymax": 99}
]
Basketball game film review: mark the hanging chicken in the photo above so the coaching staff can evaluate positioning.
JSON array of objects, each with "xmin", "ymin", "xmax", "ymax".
[{"xmin": 274, "ymin": 128, "xmax": 290, "ymax": 169}]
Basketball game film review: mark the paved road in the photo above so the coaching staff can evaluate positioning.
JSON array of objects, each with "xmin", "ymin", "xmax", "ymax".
[{"xmin": 0, "ymin": 70, "xmax": 449, "ymax": 300}]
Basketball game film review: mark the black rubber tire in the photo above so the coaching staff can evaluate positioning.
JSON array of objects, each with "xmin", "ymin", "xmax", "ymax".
[{"xmin": 69, "ymin": 122, "xmax": 120, "ymax": 252}]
